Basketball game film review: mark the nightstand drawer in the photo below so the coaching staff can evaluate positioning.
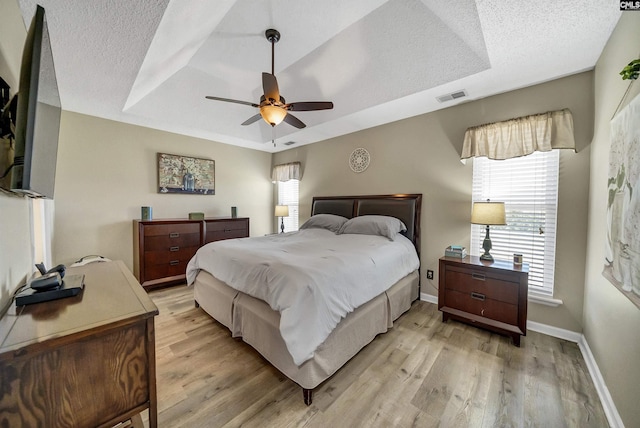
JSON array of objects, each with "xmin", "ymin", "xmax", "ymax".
[
  {"xmin": 444, "ymin": 289, "xmax": 518, "ymax": 325},
  {"xmin": 443, "ymin": 269, "xmax": 519, "ymax": 305}
]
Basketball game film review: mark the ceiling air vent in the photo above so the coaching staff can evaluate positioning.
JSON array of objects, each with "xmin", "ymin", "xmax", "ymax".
[
  {"xmin": 283, "ymin": 141, "xmax": 296, "ymax": 146},
  {"xmin": 436, "ymin": 90, "xmax": 467, "ymax": 103}
]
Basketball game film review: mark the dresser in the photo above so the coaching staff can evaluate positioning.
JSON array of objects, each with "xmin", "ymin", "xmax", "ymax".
[
  {"xmin": 438, "ymin": 256, "xmax": 529, "ymax": 346},
  {"xmin": 0, "ymin": 261, "xmax": 158, "ymax": 428},
  {"xmin": 133, "ymin": 217, "xmax": 249, "ymax": 290}
]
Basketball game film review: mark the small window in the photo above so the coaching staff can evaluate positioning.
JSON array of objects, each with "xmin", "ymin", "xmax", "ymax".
[
  {"xmin": 471, "ymin": 150, "xmax": 559, "ymax": 295},
  {"xmin": 277, "ymin": 179, "xmax": 299, "ymax": 232}
]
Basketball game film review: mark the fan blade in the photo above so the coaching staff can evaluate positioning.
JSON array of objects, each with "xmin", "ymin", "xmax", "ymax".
[
  {"xmin": 205, "ymin": 96, "xmax": 259, "ymax": 108},
  {"xmin": 286, "ymin": 101, "xmax": 333, "ymax": 111},
  {"xmin": 283, "ymin": 113, "xmax": 306, "ymax": 129},
  {"xmin": 241, "ymin": 113, "xmax": 262, "ymax": 126},
  {"xmin": 262, "ymin": 73, "xmax": 280, "ymax": 102}
]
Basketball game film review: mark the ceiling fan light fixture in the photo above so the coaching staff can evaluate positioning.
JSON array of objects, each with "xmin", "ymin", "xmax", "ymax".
[
  {"xmin": 260, "ymin": 105, "xmax": 287, "ymax": 126},
  {"xmin": 205, "ymin": 28, "xmax": 333, "ymax": 131}
]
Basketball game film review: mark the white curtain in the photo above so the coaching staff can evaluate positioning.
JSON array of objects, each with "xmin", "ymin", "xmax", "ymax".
[
  {"xmin": 461, "ymin": 109, "xmax": 575, "ymax": 160},
  {"xmin": 271, "ymin": 162, "xmax": 301, "ymax": 182}
]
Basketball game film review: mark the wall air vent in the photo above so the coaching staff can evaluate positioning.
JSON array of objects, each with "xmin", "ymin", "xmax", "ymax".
[
  {"xmin": 283, "ymin": 141, "xmax": 296, "ymax": 146},
  {"xmin": 436, "ymin": 90, "xmax": 467, "ymax": 103}
]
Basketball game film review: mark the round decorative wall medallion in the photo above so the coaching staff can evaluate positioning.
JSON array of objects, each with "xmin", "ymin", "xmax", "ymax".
[{"xmin": 349, "ymin": 148, "xmax": 370, "ymax": 173}]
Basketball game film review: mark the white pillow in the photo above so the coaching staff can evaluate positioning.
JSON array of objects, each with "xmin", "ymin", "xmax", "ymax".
[
  {"xmin": 338, "ymin": 215, "xmax": 407, "ymax": 240},
  {"xmin": 300, "ymin": 214, "xmax": 349, "ymax": 233}
]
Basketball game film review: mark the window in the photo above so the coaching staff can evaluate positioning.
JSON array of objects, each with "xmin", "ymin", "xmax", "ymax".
[
  {"xmin": 471, "ymin": 150, "xmax": 559, "ymax": 295},
  {"xmin": 277, "ymin": 179, "xmax": 299, "ymax": 232}
]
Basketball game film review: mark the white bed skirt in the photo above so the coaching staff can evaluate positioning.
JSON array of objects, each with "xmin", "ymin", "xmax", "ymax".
[{"xmin": 193, "ymin": 269, "xmax": 419, "ymax": 389}]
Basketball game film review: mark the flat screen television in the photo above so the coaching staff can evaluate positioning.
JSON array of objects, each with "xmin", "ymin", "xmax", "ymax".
[{"xmin": 10, "ymin": 5, "xmax": 61, "ymax": 199}]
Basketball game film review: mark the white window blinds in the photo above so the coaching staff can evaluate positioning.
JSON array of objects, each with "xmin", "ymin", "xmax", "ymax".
[
  {"xmin": 277, "ymin": 179, "xmax": 299, "ymax": 232},
  {"xmin": 471, "ymin": 150, "xmax": 559, "ymax": 295}
]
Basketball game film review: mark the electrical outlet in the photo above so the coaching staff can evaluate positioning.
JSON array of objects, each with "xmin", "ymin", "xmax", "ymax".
[{"xmin": 426, "ymin": 270, "xmax": 434, "ymax": 280}]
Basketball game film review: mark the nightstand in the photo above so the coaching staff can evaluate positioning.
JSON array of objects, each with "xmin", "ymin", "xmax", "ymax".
[{"xmin": 438, "ymin": 256, "xmax": 529, "ymax": 346}]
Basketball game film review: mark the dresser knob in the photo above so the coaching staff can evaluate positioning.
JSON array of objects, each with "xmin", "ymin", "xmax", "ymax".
[{"xmin": 481, "ymin": 309, "xmax": 485, "ymax": 316}]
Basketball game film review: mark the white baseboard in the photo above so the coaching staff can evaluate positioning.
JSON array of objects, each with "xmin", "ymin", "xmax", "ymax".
[
  {"xmin": 577, "ymin": 336, "xmax": 624, "ymax": 428},
  {"xmin": 526, "ymin": 320, "xmax": 582, "ymax": 343},
  {"xmin": 419, "ymin": 305, "xmax": 622, "ymax": 427},
  {"xmin": 524, "ymin": 322, "xmax": 624, "ymax": 427},
  {"xmin": 420, "ymin": 292, "xmax": 437, "ymax": 304}
]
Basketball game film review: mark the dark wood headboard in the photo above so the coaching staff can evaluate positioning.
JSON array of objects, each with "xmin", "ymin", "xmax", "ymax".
[{"xmin": 311, "ymin": 194, "xmax": 422, "ymax": 254}]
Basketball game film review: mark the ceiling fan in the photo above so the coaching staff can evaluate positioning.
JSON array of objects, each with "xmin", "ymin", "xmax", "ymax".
[{"xmin": 205, "ymin": 29, "xmax": 334, "ymax": 131}]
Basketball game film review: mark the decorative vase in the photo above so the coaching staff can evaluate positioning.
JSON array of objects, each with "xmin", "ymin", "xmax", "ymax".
[{"xmin": 183, "ymin": 172, "xmax": 195, "ymax": 191}]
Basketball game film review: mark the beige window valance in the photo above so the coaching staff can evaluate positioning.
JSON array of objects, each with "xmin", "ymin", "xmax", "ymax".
[
  {"xmin": 271, "ymin": 162, "xmax": 301, "ymax": 182},
  {"xmin": 461, "ymin": 109, "xmax": 575, "ymax": 160}
]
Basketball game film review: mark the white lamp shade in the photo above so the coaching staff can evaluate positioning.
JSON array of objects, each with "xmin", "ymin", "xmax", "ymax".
[
  {"xmin": 471, "ymin": 202, "xmax": 506, "ymax": 225},
  {"xmin": 275, "ymin": 205, "xmax": 289, "ymax": 217}
]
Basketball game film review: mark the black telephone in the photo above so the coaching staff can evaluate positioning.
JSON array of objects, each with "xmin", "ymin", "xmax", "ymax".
[
  {"xmin": 35, "ymin": 262, "xmax": 66, "ymax": 279},
  {"xmin": 29, "ymin": 271, "xmax": 62, "ymax": 291}
]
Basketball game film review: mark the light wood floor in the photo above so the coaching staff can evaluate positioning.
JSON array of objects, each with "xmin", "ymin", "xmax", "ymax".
[{"xmin": 143, "ymin": 285, "xmax": 608, "ymax": 428}]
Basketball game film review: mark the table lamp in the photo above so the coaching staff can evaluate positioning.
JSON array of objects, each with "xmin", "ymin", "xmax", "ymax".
[
  {"xmin": 471, "ymin": 201, "xmax": 506, "ymax": 261},
  {"xmin": 275, "ymin": 205, "xmax": 289, "ymax": 233}
]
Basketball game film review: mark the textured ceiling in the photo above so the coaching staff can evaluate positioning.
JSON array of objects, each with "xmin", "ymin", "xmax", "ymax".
[{"xmin": 17, "ymin": 0, "xmax": 621, "ymax": 152}]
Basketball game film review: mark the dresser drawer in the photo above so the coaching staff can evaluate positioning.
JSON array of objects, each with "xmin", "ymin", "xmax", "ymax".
[
  {"xmin": 443, "ymin": 289, "xmax": 518, "ymax": 325},
  {"xmin": 443, "ymin": 269, "xmax": 518, "ymax": 305},
  {"xmin": 144, "ymin": 260, "xmax": 190, "ymax": 282},
  {"xmin": 144, "ymin": 233, "xmax": 201, "ymax": 250},
  {"xmin": 144, "ymin": 246, "xmax": 199, "ymax": 266},
  {"xmin": 143, "ymin": 222, "xmax": 201, "ymax": 237},
  {"xmin": 205, "ymin": 219, "xmax": 249, "ymax": 243}
]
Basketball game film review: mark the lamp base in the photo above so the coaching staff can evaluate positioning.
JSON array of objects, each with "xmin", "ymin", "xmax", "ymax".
[
  {"xmin": 479, "ymin": 252, "xmax": 494, "ymax": 262},
  {"xmin": 480, "ymin": 225, "xmax": 494, "ymax": 262},
  {"xmin": 280, "ymin": 217, "xmax": 285, "ymax": 234}
]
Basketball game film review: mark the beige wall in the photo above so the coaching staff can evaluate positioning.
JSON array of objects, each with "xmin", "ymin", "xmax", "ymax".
[
  {"xmin": 54, "ymin": 112, "xmax": 273, "ymax": 273},
  {"xmin": 274, "ymin": 71, "xmax": 593, "ymax": 332},
  {"xmin": 585, "ymin": 12, "xmax": 640, "ymax": 427},
  {"xmin": 0, "ymin": 0, "xmax": 32, "ymax": 314}
]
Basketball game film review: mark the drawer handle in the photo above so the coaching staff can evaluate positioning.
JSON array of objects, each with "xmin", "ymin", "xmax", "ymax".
[
  {"xmin": 472, "ymin": 273, "xmax": 485, "ymax": 281},
  {"xmin": 224, "ymin": 229, "xmax": 232, "ymax": 232},
  {"xmin": 170, "ymin": 246, "xmax": 179, "ymax": 252},
  {"xmin": 169, "ymin": 260, "xmax": 179, "ymax": 266},
  {"xmin": 169, "ymin": 232, "xmax": 180, "ymax": 238},
  {"xmin": 471, "ymin": 292, "xmax": 485, "ymax": 301}
]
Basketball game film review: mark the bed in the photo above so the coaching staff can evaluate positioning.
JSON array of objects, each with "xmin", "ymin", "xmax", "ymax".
[{"xmin": 187, "ymin": 194, "xmax": 422, "ymax": 405}]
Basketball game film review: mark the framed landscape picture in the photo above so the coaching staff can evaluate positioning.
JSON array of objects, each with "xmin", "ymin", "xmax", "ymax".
[{"xmin": 157, "ymin": 153, "xmax": 215, "ymax": 195}]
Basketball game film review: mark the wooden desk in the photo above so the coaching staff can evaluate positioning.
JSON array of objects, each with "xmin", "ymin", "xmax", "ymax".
[{"xmin": 0, "ymin": 261, "xmax": 159, "ymax": 427}]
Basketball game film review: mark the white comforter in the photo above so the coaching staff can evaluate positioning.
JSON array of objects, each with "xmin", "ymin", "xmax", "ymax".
[{"xmin": 186, "ymin": 228, "xmax": 419, "ymax": 365}]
